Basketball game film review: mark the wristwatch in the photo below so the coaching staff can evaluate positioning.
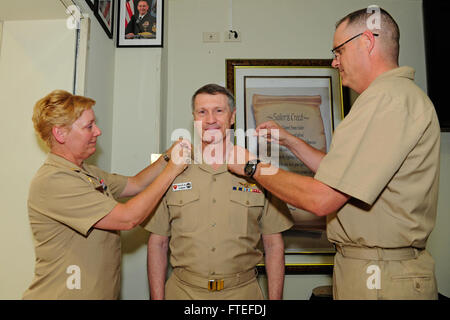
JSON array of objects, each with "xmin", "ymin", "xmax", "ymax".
[
  {"xmin": 244, "ymin": 159, "xmax": 261, "ymax": 178},
  {"xmin": 162, "ymin": 153, "xmax": 170, "ymax": 162}
]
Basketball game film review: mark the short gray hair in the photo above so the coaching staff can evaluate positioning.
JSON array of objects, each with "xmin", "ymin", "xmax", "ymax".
[
  {"xmin": 191, "ymin": 83, "xmax": 235, "ymax": 112},
  {"xmin": 336, "ymin": 7, "xmax": 400, "ymax": 64}
]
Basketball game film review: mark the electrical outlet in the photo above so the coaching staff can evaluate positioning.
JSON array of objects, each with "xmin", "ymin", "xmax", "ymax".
[
  {"xmin": 203, "ymin": 32, "xmax": 220, "ymax": 42},
  {"xmin": 224, "ymin": 30, "xmax": 241, "ymax": 42}
]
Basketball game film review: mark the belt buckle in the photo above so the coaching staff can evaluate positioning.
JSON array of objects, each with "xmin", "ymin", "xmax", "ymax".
[{"xmin": 208, "ymin": 279, "xmax": 224, "ymax": 291}]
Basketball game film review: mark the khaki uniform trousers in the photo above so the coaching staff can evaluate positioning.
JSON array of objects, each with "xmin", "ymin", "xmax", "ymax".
[
  {"xmin": 333, "ymin": 245, "xmax": 438, "ymax": 300},
  {"xmin": 165, "ymin": 268, "xmax": 264, "ymax": 300}
]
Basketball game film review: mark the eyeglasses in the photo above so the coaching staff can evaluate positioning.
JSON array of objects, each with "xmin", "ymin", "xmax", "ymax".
[{"xmin": 331, "ymin": 32, "xmax": 379, "ymax": 59}]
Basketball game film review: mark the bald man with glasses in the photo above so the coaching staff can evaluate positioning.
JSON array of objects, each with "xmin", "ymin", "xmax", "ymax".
[{"xmin": 228, "ymin": 7, "xmax": 440, "ymax": 300}]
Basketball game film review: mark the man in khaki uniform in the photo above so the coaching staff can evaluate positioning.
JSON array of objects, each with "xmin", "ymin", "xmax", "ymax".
[
  {"xmin": 228, "ymin": 8, "xmax": 440, "ymax": 299},
  {"xmin": 144, "ymin": 84, "xmax": 293, "ymax": 300}
]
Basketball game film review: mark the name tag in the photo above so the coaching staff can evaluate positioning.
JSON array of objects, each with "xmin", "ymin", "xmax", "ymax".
[{"xmin": 172, "ymin": 182, "xmax": 192, "ymax": 192}]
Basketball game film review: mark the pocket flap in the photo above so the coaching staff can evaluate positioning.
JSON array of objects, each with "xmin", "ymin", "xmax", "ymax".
[
  {"xmin": 230, "ymin": 190, "xmax": 265, "ymax": 207},
  {"xmin": 166, "ymin": 188, "xmax": 200, "ymax": 206}
]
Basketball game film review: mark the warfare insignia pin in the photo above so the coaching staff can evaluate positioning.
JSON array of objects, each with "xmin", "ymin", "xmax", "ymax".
[{"xmin": 232, "ymin": 186, "xmax": 262, "ymax": 193}]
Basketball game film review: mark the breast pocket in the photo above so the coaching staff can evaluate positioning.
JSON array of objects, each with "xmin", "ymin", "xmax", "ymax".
[
  {"xmin": 166, "ymin": 189, "xmax": 200, "ymax": 233},
  {"xmin": 229, "ymin": 191, "xmax": 265, "ymax": 236}
]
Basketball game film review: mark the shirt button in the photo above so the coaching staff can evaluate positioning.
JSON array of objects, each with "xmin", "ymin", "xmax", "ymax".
[
  {"xmin": 211, "ymin": 247, "xmax": 216, "ymax": 252},
  {"xmin": 213, "ymin": 177, "xmax": 217, "ymax": 182},
  {"xmin": 246, "ymin": 200, "xmax": 250, "ymax": 205},
  {"xmin": 212, "ymin": 198, "xmax": 216, "ymax": 203}
]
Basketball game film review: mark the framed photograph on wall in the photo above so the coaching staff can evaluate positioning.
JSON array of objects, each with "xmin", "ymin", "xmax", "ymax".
[
  {"xmin": 95, "ymin": 0, "xmax": 114, "ymax": 39},
  {"xmin": 226, "ymin": 59, "xmax": 348, "ymax": 260},
  {"xmin": 117, "ymin": 0, "xmax": 164, "ymax": 47}
]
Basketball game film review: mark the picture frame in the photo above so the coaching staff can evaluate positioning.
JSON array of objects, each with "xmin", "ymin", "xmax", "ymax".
[
  {"xmin": 257, "ymin": 251, "xmax": 334, "ymax": 275},
  {"xmin": 117, "ymin": 0, "xmax": 164, "ymax": 47},
  {"xmin": 95, "ymin": 0, "xmax": 114, "ymax": 39},
  {"xmin": 226, "ymin": 59, "xmax": 349, "ymax": 271},
  {"xmin": 85, "ymin": 0, "xmax": 96, "ymax": 11}
]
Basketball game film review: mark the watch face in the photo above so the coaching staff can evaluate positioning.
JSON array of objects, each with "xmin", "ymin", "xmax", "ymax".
[{"xmin": 244, "ymin": 162, "xmax": 255, "ymax": 176}]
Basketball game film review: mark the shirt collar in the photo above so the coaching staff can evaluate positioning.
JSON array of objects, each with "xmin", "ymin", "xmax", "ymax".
[
  {"xmin": 197, "ymin": 162, "xmax": 228, "ymax": 175},
  {"xmin": 371, "ymin": 66, "xmax": 415, "ymax": 86},
  {"xmin": 45, "ymin": 153, "xmax": 90, "ymax": 174}
]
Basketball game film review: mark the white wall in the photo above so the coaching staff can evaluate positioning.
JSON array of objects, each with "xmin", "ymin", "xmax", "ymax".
[
  {"xmin": 111, "ymin": 47, "xmax": 163, "ymax": 299},
  {"xmin": 75, "ymin": 0, "xmax": 117, "ymax": 172},
  {"xmin": 0, "ymin": 19, "xmax": 76, "ymax": 299},
  {"xmin": 111, "ymin": 49, "xmax": 162, "ymax": 175},
  {"xmin": 83, "ymin": 17, "xmax": 116, "ymax": 172}
]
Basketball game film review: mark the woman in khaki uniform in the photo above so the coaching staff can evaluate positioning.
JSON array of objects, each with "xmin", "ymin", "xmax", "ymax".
[{"xmin": 23, "ymin": 90, "xmax": 189, "ymax": 299}]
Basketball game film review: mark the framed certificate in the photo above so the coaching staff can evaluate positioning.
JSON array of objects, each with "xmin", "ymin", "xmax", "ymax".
[{"xmin": 227, "ymin": 59, "xmax": 349, "ymax": 260}]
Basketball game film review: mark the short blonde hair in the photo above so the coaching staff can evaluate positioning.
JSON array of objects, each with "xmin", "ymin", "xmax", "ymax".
[{"xmin": 32, "ymin": 90, "xmax": 95, "ymax": 147}]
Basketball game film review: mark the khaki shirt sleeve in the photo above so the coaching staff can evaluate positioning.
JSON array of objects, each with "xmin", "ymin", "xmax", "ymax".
[
  {"xmin": 260, "ymin": 192, "xmax": 294, "ymax": 234},
  {"xmin": 315, "ymin": 93, "xmax": 428, "ymax": 205},
  {"xmin": 30, "ymin": 170, "xmax": 118, "ymax": 237},
  {"xmin": 141, "ymin": 196, "xmax": 171, "ymax": 237}
]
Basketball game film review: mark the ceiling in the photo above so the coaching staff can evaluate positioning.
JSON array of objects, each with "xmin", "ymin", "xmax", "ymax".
[{"xmin": 0, "ymin": 0, "xmax": 73, "ymax": 21}]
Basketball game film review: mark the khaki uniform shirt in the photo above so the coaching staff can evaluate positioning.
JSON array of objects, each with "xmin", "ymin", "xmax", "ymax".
[
  {"xmin": 23, "ymin": 153, "xmax": 128, "ymax": 299},
  {"xmin": 143, "ymin": 163, "xmax": 293, "ymax": 277},
  {"xmin": 315, "ymin": 66, "xmax": 440, "ymax": 249}
]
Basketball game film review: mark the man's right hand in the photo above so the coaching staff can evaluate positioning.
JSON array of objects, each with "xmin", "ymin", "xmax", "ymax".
[{"xmin": 255, "ymin": 120, "xmax": 293, "ymax": 148}]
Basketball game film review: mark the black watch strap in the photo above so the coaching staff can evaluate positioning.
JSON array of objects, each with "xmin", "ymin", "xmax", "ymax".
[{"xmin": 245, "ymin": 159, "xmax": 261, "ymax": 178}]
